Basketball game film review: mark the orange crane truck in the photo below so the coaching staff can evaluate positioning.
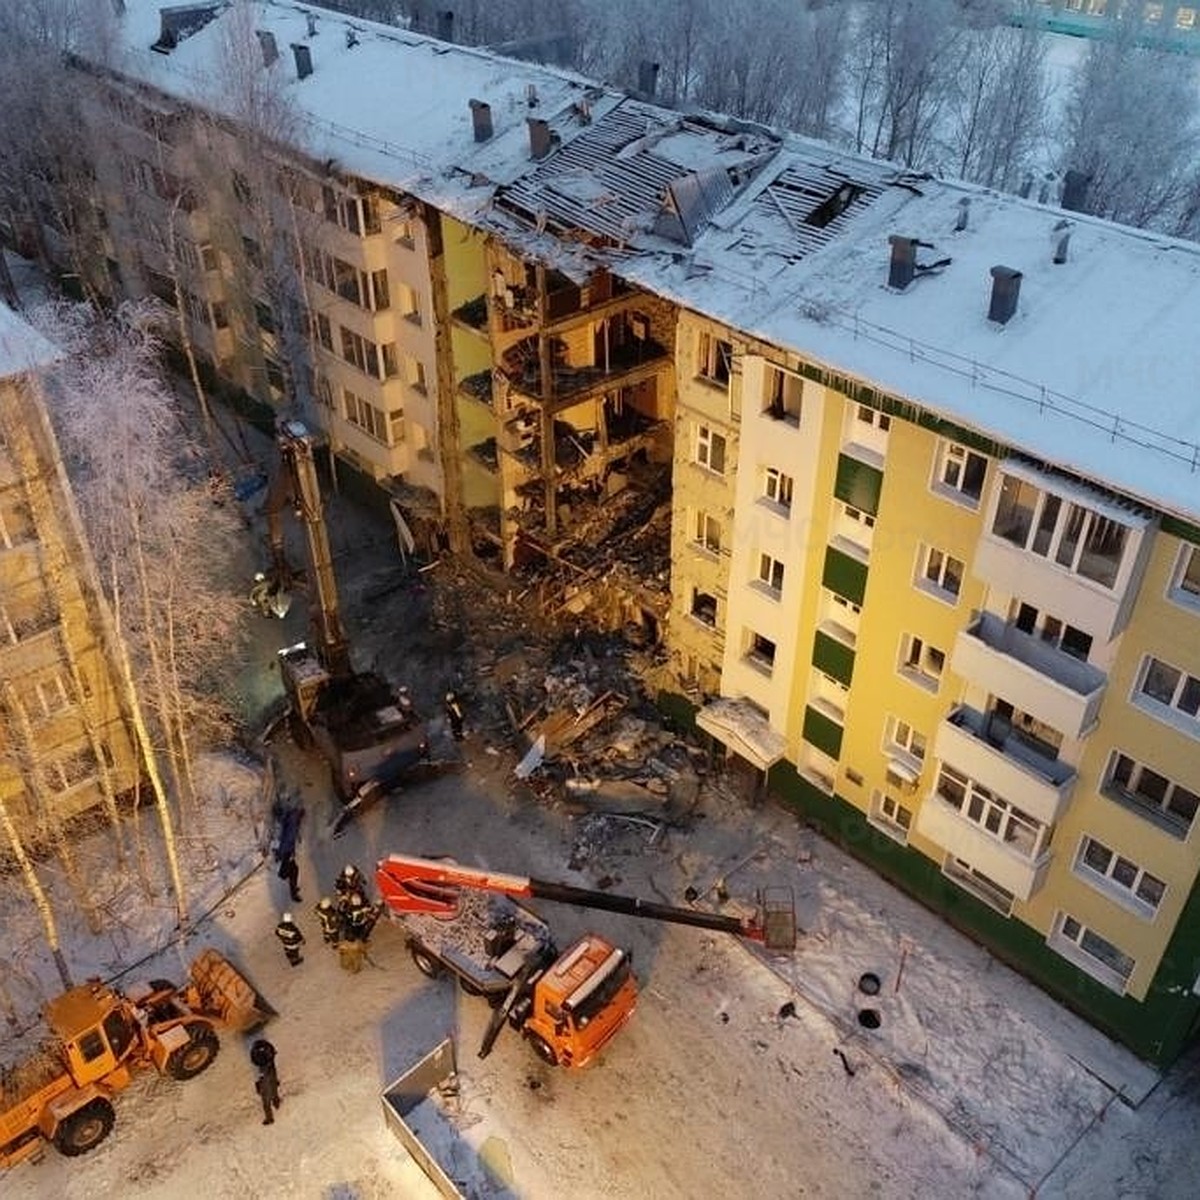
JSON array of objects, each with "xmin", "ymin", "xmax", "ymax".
[
  {"xmin": 376, "ymin": 853, "xmax": 795, "ymax": 1069},
  {"xmin": 0, "ymin": 950, "xmax": 268, "ymax": 1168}
]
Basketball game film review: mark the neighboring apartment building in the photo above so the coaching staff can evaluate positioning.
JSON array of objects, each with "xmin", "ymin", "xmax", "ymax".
[
  {"xmin": 0, "ymin": 304, "xmax": 141, "ymax": 845},
  {"xmin": 9, "ymin": 1, "xmax": 1199, "ymax": 1066}
]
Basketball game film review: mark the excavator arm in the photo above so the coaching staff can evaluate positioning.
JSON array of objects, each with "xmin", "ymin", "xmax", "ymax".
[
  {"xmin": 261, "ymin": 420, "xmax": 351, "ymax": 678},
  {"xmin": 375, "ymin": 852, "xmax": 796, "ymax": 950}
]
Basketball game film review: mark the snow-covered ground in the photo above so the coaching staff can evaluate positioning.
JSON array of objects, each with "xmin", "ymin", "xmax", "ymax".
[{"xmin": 4, "ymin": 729, "xmax": 1198, "ymax": 1199}]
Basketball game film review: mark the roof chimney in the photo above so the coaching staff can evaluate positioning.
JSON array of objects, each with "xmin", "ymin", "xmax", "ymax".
[
  {"xmin": 527, "ymin": 117, "xmax": 553, "ymax": 161},
  {"xmin": 306, "ymin": 12, "xmax": 317, "ymax": 37},
  {"xmin": 346, "ymin": 28, "xmax": 359, "ymax": 49},
  {"xmin": 438, "ymin": 9, "xmax": 454, "ymax": 42},
  {"xmin": 988, "ymin": 266, "xmax": 1022, "ymax": 325},
  {"xmin": 469, "ymin": 99, "xmax": 493, "ymax": 142},
  {"xmin": 1018, "ymin": 172, "xmax": 1033, "ymax": 199},
  {"xmin": 256, "ymin": 30, "xmax": 278, "ymax": 67},
  {"xmin": 955, "ymin": 198, "xmax": 970, "ymax": 232},
  {"xmin": 888, "ymin": 235, "xmax": 918, "ymax": 290},
  {"xmin": 291, "ymin": 42, "xmax": 313, "ymax": 80},
  {"xmin": 1061, "ymin": 169, "xmax": 1092, "ymax": 213},
  {"xmin": 1051, "ymin": 219, "xmax": 1072, "ymax": 265},
  {"xmin": 638, "ymin": 60, "xmax": 660, "ymax": 99}
]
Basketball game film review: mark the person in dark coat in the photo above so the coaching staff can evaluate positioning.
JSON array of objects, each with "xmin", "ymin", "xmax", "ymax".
[
  {"xmin": 444, "ymin": 691, "xmax": 465, "ymax": 741},
  {"xmin": 250, "ymin": 1039, "xmax": 281, "ymax": 1125},
  {"xmin": 272, "ymin": 798, "xmax": 305, "ymax": 903},
  {"xmin": 341, "ymin": 893, "xmax": 381, "ymax": 944},
  {"xmin": 274, "ymin": 912, "xmax": 305, "ymax": 966},
  {"xmin": 315, "ymin": 896, "xmax": 342, "ymax": 945}
]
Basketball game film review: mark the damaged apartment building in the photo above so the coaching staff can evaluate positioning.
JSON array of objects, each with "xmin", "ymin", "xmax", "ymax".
[{"xmin": 9, "ymin": 1, "xmax": 1200, "ymax": 1069}]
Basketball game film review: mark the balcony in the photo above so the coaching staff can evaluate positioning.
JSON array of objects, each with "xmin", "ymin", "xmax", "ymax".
[
  {"xmin": 500, "ymin": 335, "xmax": 670, "ymax": 412},
  {"xmin": 915, "ymin": 797, "xmax": 1051, "ymax": 902},
  {"xmin": 451, "ymin": 294, "xmax": 489, "ymax": 332},
  {"xmin": 951, "ymin": 613, "xmax": 1106, "ymax": 739},
  {"xmin": 935, "ymin": 706, "xmax": 1076, "ymax": 826}
]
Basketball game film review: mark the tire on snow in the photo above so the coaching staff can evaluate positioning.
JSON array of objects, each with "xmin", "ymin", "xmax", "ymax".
[
  {"xmin": 165, "ymin": 1023, "xmax": 220, "ymax": 1080},
  {"xmin": 53, "ymin": 1098, "xmax": 116, "ymax": 1157},
  {"xmin": 527, "ymin": 1033, "xmax": 558, "ymax": 1067}
]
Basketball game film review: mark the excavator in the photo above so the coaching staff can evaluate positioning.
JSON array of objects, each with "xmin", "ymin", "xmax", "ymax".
[
  {"xmin": 376, "ymin": 851, "xmax": 796, "ymax": 1068},
  {"xmin": 257, "ymin": 419, "xmax": 430, "ymax": 802}
]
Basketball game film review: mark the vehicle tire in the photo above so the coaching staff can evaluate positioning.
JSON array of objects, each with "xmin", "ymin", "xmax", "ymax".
[
  {"xmin": 165, "ymin": 1024, "xmax": 220, "ymax": 1080},
  {"xmin": 527, "ymin": 1033, "xmax": 558, "ymax": 1067},
  {"xmin": 53, "ymin": 1098, "xmax": 115, "ymax": 1157},
  {"xmin": 459, "ymin": 977, "xmax": 485, "ymax": 997},
  {"xmin": 410, "ymin": 945, "xmax": 443, "ymax": 979}
]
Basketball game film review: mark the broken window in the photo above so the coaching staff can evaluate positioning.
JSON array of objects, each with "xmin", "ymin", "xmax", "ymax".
[
  {"xmin": 765, "ymin": 367, "xmax": 802, "ymax": 425},
  {"xmin": 697, "ymin": 332, "xmax": 732, "ymax": 386},
  {"xmin": 690, "ymin": 589, "xmax": 717, "ymax": 627},
  {"xmin": 693, "ymin": 511, "xmax": 721, "ymax": 554}
]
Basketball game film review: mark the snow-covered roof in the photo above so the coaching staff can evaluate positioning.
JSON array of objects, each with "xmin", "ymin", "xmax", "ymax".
[
  {"xmin": 104, "ymin": 2, "xmax": 1200, "ymax": 524},
  {"xmin": 0, "ymin": 301, "xmax": 60, "ymax": 380}
]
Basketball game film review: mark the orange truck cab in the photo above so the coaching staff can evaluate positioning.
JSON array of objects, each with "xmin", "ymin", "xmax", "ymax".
[{"xmin": 517, "ymin": 935, "xmax": 638, "ymax": 1069}]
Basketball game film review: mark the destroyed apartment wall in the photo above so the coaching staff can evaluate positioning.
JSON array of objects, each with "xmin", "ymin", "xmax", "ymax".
[{"xmin": 0, "ymin": 361, "xmax": 141, "ymax": 843}]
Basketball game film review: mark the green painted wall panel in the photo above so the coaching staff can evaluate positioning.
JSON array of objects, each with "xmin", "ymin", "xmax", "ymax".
[
  {"xmin": 834, "ymin": 454, "xmax": 883, "ymax": 516},
  {"xmin": 813, "ymin": 630, "xmax": 855, "ymax": 686},
  {"xmin": 822, "ymin": 546, "xmax": 868, "ymax": 606},
  {"xmin": 803, "ymin": 705, "xmax": 843, "ymax": 759}
]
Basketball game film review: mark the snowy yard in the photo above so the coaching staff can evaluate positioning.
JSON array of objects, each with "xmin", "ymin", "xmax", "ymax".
[{"xmin": 3, "ymin": 734, "xmax": 1196, "ymax": 1199}]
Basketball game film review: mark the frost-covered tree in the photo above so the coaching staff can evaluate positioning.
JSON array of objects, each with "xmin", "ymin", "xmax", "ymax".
[
  {"xmin": 947, "ymin": 22, "xmax": 1048, "ymax": 190},
  {"xmin": 35, "ymin": 300, "xmax": 249, "ymax": 929},
  {"xmin": 1057, "ymin": 24, "xmax": 1200, "ymax": 228}
]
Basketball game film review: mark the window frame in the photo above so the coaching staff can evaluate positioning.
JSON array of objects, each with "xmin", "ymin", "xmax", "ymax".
[
  {"xmin": 1134, "ymin": 655, "xmax": 1200, "ymax": 736},
  {"xmin": 933, "ymin": 441, "xmax": 988, "ymax": 508},
  {"xmin": 697, "ymin": 331, "xmax": 732, "ymax": 387},
  {"xmin": 868, "ymin": 789, "xmax": 912, "ymax": 844},
  {"xmin": 695, "ymin": 425, "xmax": 727, "ymax": 475},
  {"xmin": 692, "ymin": 510, "xmax": 721, "ymax": 555},
  {"xmin": 756, "ymin": 552, "xmax": 785, "ymax": 596},
  {"xmin": 1049, "ymin": 912, "xmax": 1135, "ymax": 993},
  {"xmin": 764, "ymin": 467, "xmax": 794, "ymax": 511},
  {"xmin": 884, "ymin": 715, "xmax": 926, "ymax": 763},
  {"xmin": 1074, "ymin": 835, "xmax": 1166, "ymax": 916},
  {"xmin": 917, "ymin": 544, "xmax": 964, "ymax": 602},
  {"xmin": 899, "ymin": 633, "xmax": 945, "ymax": 691},
  {"xmin": 1104, "ymin": 750, "xmax": 1198, "ymax": 839},
  {"xmin": 1168, "ymin": 543, "xmax": 1200, "ymax": 612}
]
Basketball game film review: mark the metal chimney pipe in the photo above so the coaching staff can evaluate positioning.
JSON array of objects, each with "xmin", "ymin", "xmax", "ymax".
[
  {"xmin": 527, "ymin": 117, "xmax": 552, "ymax": 161},
  {"xmin": 955, "ymin": 198, "xmax": 970, "ymax": 232},
  {"xmin": 292, "ymin": 43, "xmax": 313, "ymax": 80},
  {"xmin": 1052, "ymin": 219, "xmax": 1072, "ymax": 265},
  {"xmin": 256, "ymin": 30, "xmax": 279, "ymax": 67},
  {"xmin": 438, "ymin": 9, "xmax": 454, "ymax": 42},
  {"xmin": 988, "ymin": 266, "xmax": 1022, "ymax": 325},
  {"xmin": 469, "ymin": 99, "xmax": 493, "ymax": 143},
  {"xmin": 888, "ymin": 235, "xmax": 917, "ymax": 290},
  {"xmin": 638, "ymin": 60, "xmax": 661, "ymax": 98}
]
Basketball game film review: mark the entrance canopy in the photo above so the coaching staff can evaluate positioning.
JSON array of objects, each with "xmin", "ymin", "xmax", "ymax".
[{"xmin": 696, "ymin": 698, "xmax": 787, "ymax": 772}]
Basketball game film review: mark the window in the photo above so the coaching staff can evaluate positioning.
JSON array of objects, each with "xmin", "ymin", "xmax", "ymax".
[
  {"xmin": 697, "ymin": 332, "xmax": 732, "ymax": 386},
  {"xmin": 315, "ymin": 374, "xmax": 334, "ymax": 409},
  {"xmin": 764, "ymin": 468, "xmax": 794, "ymax": 510},
  {"xmin": 1169, "ymin": 544, "xmax": 1200, "ymax": 610},
  {"xmin": 254, "ymin": 301, "xmax": 275, "ymax": 333},
  {"xmin": 340, "ymin": 328, "xmax": 380, "ymax": 378},
  {"xmin": 857, "ymin": 404, "xmax": 890, "ymax": 431},
  {"xmin": 389, "ymin": 409, "xmax": 406, "ymax": 442},
  {"xmin": 991, "ymin": 473, "xmax": 1130, "ymax": 589},
  {"xmin": 1136, "ymin": 656, "xmax": 1200, "ymax": 733},
  {"xmin": 757, "ymin": 554, "xmax": 784, "ymax": 594},
  {"xmin": 371, "ymin": 269, "xmax": 390, "ymax": 310},
  {"xmin": 405, "ymin": 355, "xmax": 427, "ymax": 393},
  {"xmin": 1051, "ymin": 913, "xmax": 1135, "ymax": 991},
  {"xmin": 26, "ymin": 674, "xmax": 71, "ymax": 718},
  {"xmin": 935, "ymin": 765, "xmax": 1044, "ymax": 858},
  {"xmin": 242, "ymin": 236, "xmax": 262, "ymax": 270},
  {"xmin": 918, "ymin": 546, "xmax": 963, "ymax": 600},
  {"xmin": 900, "ymin": 634, "xmax": 945, "ymax": 689},
  {"xmin": 232, "ymin": 170, "xmax": 253, "ymax": 205},
  {"xmin": 315, "ymin": 313, "xmax": 333, "ymax": 351},
  {"xmin": 869, "ymin": 791, "xmax": 912, "ymax": 843},
  {"xmin": 323, "ymin": 185, "xmax": 364, "ymax": 234},
  {"xmin": 746, "ymin": 631, "xmax": 776, "ymax": 672},
  {"xmin": 343, "ymin": 389, "xmax": 387, "ymax": 442},
  {"xmin": 690, "ymin": 589, "xmax": 717, "ymax": 627},
  {"xmin": 765, "ymin": 367, "xmax": 802, "ymax": 424},
  {"xmin": 934, "ymin": 441, "xmax": 987, "ymax": 505},
  {"xmin": 840, "ymin": 501, "xmax": 875, "ymax": 530},
  {"xmin": 1013, "ymin": 602, "xmax": 1093, "ymax": 662},
  {"xmin": 1106, "ymin": 751, "xmax": 1199, "ymax": 838},
  {"xmin": 943, "ymin": 858, "xmax": 1015, "ymax": 916},
  {"xmin": 885, "ymin": 716, "xmax": 926, "ymax": 762},
  {"xmin": 695, "ymin": 425, "xmax": 726, "ymax": 474},
  {"xmin": 398, "ymin": 282, "xmax": 421, "ymax": 324},
  {"xmin": 394, "ymin": 218, "xmax": 415, "ymax": 248},
  {"xmin": 333, "ymin": 257, "xmax": 366, "ymax": 305},
  {"xmin": 380, "ymin": 342, "xmax": 399, "ymax": 379},
  {"xmin": 1076, "ymin": 836, "xmax": 1166, "ymax": 914},
  {"xmin": 693, "ymin": 511, "xmax": 721, "ymax": 554},
  {"xmin": 45, "ymin": 747, "xmax": 99, "ymax": 791}
]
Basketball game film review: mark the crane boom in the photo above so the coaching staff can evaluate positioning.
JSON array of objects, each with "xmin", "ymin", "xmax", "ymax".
[{"xmin": 376, "ymin": 852, "xmax": 796, "ymax": 950}]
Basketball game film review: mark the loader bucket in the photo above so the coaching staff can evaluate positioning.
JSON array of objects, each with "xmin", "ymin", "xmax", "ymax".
[{"xmin": 189, "ymin": 949, "xmax": 274, "ymax": 1032}]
